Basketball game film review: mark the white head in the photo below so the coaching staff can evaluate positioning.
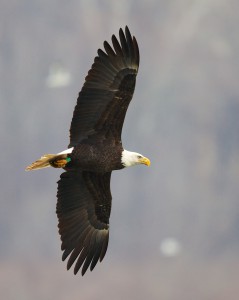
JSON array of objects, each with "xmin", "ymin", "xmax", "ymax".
[{"xmin": 121, "ymin": 150, "xmax": 150, "ymax": 168}]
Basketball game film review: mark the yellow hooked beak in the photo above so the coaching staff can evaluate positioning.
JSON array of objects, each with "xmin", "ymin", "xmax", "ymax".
[{"xmin": 139, "ymin": 156, "xmax": 151, "ymax": 166}]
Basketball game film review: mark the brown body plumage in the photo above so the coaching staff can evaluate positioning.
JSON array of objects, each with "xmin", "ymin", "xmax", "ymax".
[
  {"xmin": 26, "ymin": 26, "xmax": 150, "ymax": 275},
  {"xmin": 67, "ymin": 142, "xmax": 123, "ymax": 172}
]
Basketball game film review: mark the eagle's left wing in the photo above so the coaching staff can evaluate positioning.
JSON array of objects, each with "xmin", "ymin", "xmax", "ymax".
[{"xmin": 57, "ymin": 170, "xmax": 111, "ymax": 275}]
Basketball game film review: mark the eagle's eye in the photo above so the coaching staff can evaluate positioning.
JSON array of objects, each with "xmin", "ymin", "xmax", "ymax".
[{"xmin": 137, "ymin": 155, "xmax": 142, "ymax": 159}]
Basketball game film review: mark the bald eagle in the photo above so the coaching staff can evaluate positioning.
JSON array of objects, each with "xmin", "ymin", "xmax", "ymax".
[{"xmin": 26, "ymin": 26, "xmax": 150, "ymax": 276}]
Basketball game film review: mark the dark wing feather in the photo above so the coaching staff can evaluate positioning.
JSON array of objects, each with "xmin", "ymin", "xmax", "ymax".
[
  {"xmin": 69, "ymin": 26, "xmax": 139, "ymax": 147},
  {"xmin": 57, "ymin": 170, "xmax": 112, "ymax": 275}
]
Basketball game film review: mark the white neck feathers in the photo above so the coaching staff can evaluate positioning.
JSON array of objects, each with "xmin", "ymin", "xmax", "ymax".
[{"xmin": 121, "ymin": 150, "xmax": 141, "ymax": 167}]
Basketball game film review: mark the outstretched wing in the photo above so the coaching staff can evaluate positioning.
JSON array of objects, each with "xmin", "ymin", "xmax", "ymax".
[
  {"xmin": 56, "ymin": 170, "xmax": 112, "ymax": 275},
  {"xmin": 69, "ymin": 26, "xmax": 139, "ymax": 147}
]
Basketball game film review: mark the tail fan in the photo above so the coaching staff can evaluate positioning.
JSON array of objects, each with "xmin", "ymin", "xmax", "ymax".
[
  {"xmin": 25, "ymin": 148, "xmax": 73, "ymax": 171},
  {"xmin": 25, "ymin": 154, "xmax": 58, "ymax": 171}
]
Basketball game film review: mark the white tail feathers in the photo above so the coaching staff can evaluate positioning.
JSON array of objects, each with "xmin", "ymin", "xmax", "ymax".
[
  {"xmin": 25, "ymin": 154, "xmax": 58, "ymax": 171},
  {"xmin": 25, "ymin": 148, "xmax": 73, "ymax": 171}
]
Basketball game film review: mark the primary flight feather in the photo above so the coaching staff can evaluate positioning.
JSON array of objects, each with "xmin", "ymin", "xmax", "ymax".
[{"xmin": 26, "ymin": 26, "xmax": 150, "ymax": 276}]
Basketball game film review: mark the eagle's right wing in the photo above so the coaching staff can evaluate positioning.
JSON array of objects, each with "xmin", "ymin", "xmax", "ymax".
[{"xmin": 68, "ymin": 26, "xmax": 139, "ymax": 147}]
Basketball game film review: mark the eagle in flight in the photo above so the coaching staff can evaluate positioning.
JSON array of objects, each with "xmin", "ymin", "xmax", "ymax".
[{"xmin": 26, "ymin": 26, "xmax": 150, "ymax": 275}]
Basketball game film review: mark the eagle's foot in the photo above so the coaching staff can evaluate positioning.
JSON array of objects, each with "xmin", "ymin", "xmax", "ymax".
[{"xmin": 50, "ymin": 157, "xmax": 71, "ymax": 168}]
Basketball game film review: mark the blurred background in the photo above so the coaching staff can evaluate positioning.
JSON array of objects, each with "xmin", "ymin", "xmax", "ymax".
[{"xmin": 1, "ymin": 0, "xmax": 239, "ymax": 299}]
